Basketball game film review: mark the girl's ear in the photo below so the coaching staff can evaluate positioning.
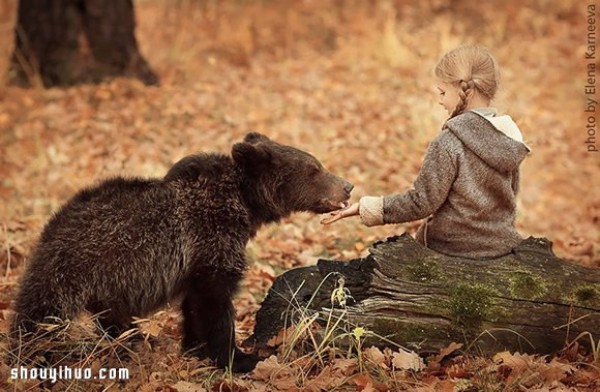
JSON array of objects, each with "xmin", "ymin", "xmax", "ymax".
[{"xmin": 232, "ymin": 142, "xmax": 272, "ymax": 169}]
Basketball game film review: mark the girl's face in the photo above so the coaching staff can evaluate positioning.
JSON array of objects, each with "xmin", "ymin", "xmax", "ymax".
[{"xmin": 437, "ymin": 81, "xmax": 460, "ymax": 116}]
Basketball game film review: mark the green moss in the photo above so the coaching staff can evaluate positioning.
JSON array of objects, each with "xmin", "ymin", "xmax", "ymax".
[
  {"xmin": 373, "ymin": 318, "xmax": 424, "ymax": 342},
  {"xmin": 371, "ymin": 318, "xmax": 455, "ymax": 348},
  {"xmin": 403, "ymin": 260, "xmax": 442, "ymax": 283},
  {"xmin": 573, "ymin": 285, "xmax": 599, "ymax": 304},
  {"xmin": 507, "ymin": 271, "xmax": 548, "ymax": 300},
  {"xmin": 445, "ymin": 284, "xmax": 499, "ymax": 330}
]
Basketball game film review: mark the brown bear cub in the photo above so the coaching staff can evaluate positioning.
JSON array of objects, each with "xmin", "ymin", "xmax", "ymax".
[{"xmin": 12, "ymin": 132, "xmax": 353, "ymax": 372}]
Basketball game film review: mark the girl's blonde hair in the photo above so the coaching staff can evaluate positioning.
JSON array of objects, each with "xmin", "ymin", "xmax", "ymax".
[{"xmin": 435, "ymin": 45, "xmax": 500, "ymax": 118}]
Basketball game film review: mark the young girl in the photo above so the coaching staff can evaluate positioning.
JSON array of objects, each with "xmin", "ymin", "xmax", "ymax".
[{"xmin": 322, "ymin": 45, "xmax": 530, "ymax": 258}]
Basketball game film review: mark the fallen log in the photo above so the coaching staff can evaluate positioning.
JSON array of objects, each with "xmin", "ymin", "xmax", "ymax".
[{"xmin": 247, "ymin": 234, "xmax": 600, "ymax": 355}]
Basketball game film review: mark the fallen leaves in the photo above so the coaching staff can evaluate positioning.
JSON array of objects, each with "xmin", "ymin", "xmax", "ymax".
[
  {"xmin": 0, "ymin": 0, "xmax": 598, "ymax": 391},
  {"xmin": 167, "ymin": 381, "xmax": 207, "ymax": 392},
  {"xmin": 363, "ymin": 346, "xmax": 388, "ymax": 370},
  {"xmin": 392, "ymin": 349, "xmax": 426, "ymax": 371},
  {"xmin": 353, "ymin": 373, "xmax": 390, "ymax": 392},
  {"xmin": 431, "ymin": 342, "xmax": 464, "ymax": 365},
  {"xmin": 492, "ymin": 351, "xmax": 576, "ymax": 388}
]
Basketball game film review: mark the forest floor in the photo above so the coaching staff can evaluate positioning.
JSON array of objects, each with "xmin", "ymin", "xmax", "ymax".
[{"xmin": 0, "ymin": 0, "xmax": 599, "ymax": 390}]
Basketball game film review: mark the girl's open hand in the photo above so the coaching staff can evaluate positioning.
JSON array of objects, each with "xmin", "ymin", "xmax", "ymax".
[{"xmin": 321, "ymin": 202, "xmax": 359, "ymax": 225}]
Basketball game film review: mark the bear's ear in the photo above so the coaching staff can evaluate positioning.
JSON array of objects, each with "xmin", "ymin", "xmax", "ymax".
[
  {"xmin": 243, "ymin": 132, "xmax": 270, "ymax": 144},
  {"xmin": 232, "ymin": 142, "xmax": 272, "ymax": 169}
]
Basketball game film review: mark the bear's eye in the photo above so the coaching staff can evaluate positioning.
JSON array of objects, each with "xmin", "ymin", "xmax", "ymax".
[{"xmin": 309, "ymin": 165, "xmax": 321, "ymax": 176}]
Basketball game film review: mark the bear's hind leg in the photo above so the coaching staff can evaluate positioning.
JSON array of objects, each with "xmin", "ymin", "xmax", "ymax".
[
  {"xmin": 94, "ymin": 313, "xmax": 134, "ymax": 339},
  {"xmin": 12, "ymin": 284, "xmax": 83, "ymax": 336},
  {"xmin": 9, "ymin": 283, "xmax": 85, "ymax": 366}
]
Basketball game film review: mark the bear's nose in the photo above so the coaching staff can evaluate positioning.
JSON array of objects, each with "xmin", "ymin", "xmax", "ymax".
[{"xmin": 344, "ymin": 182, "xmax": 354, "ymax": 194}]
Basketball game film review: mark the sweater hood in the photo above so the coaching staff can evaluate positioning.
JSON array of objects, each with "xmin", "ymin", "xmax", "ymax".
[{"xmin": 444, "ymin": 109, "xmax": 530, "ymax": 173}]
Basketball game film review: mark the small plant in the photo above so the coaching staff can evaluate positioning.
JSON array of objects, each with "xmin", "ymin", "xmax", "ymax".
[
  {"xmin": 272, "ymin": 272, "xmax": 412, "ymax": 390},
  {"xmin": 569, "ymin": 331, "xmax": 600, "ymax": 363},
  {"xmin": 330, "ymin": 276, "xmax": 354, "ymax": 307},
  {"xmin": 351, "ymin": 326, "xmax": 367, "ymax": 372}
]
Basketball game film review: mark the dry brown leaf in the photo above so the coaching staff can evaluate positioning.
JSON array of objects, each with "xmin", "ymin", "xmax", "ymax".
[
  {"xmin": 493, "ymin": 351, "xmax": 537, "ymax": 373},
  {"xmin": 353, "ymin": 373, "xmax": 391, "ymax": 392},
  {"xmin": 252, "ymin": 355, "xmax": 299, "ymax": 391},
  {"xmin": 431, "ymin": 342, "xmax": 463, "ymax": 365},
  {"xmin": 266, "ymin": 325, "xmax": 298, "ymax": 347},
  {"xmin": 568, "ymin": 368, "xmax": 600, "ymax": 386},
  {"xmin": 271, "ymin": 378, "xmax": 300, "ymax": 392},
  {"xmin": 141, "ymin": 319, "xmax": 163, "ymax": 337},
  {"xmin": 170, "ymin": 381, "xmax": 207, "ymax": 392},
  {"xmin": 493, "ymin": 352, "xmax": 577, "ymax": 387},
  {"xmin": 363, "ymin": 346, "xmax": 388, "ymax": 369},
  {"xmin": 446, "ymin": 362, "xmax": 473, "ymax": 379},
  {"xmin": 392, "ymin": 349, "xmax": 425, "ymax": 371},
  {"xmin": 303, "ymin": 366, "xmax": 336, "ymax": 392},
  {"xmin": 332, "ymin": 357, "xmax": 359, "ymax": 376},
  {"xmin": 252, "ymin": 355, "xmax": 283, "ymax": 381},
  {"xmin": 538, "ymin": 358, "xmax": 576, "ymax": 383},
  {"xmin": 436, "ymin": 379, "xmax": 459, "ymax": 392},
  {"xmin": 353, "ymin": 374, "xmax": 375, "ymax": 392}
]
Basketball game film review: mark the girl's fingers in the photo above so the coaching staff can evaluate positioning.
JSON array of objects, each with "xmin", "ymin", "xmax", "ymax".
[
  {"xmin": 321, "ymin": 202, "xmax": 360, "ymax": 225},
  {"xmin": 321, "ymin": 212, "xmax": 344, "ymax": 225}
]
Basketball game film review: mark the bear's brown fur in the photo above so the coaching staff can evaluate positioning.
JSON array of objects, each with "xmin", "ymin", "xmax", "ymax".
[{"xmin": 12, "ymin": 132, "xmax": 353, "ymax": 372}]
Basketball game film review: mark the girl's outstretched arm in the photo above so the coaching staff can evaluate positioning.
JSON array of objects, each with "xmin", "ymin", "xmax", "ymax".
[{"xmin": 323, "ymin": 130, "xmax": 457, "ymax": 227}]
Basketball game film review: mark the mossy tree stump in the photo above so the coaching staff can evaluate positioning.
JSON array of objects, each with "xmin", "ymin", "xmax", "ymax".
[{"xmin": 247, "ymin": 234, "xmax": 600, "ymax": 355}]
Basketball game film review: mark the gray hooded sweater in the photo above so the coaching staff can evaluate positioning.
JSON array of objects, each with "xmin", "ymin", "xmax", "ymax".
[{"xmin": 359, "ymin": 109, "xmax": 530, "ymax": 258}]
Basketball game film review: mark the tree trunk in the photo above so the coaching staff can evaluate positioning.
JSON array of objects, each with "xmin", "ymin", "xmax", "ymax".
[
  {"xmin": 79, "ymin": 0, "xmax": 158, "ymax": 85},
  {"xmin": 9, "ymin": 0, "xmax": 158, "ymax": 87},
  {"xmin": 9, "ymin": 0, "xmax": 80, "ymax": 87},
  {"xmin": 248, "ymin": 234, "xmax": 600, "ymax": 355}
]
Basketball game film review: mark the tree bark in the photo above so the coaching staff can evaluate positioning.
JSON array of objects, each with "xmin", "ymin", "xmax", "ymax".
[
  {"xmin": 248, "ymin": 234, "xmax": 600, "ymax": 355},
  {"xmin": 9, "ymin": 0, "xmax": 158, "ymax": 87},
  {"xmin": 79, "ymin": 0, "xmax": 158, "ymax": 85},
  {"xmin": 9, "ymin": 0, "xmax": 80, "ymax": 87}
]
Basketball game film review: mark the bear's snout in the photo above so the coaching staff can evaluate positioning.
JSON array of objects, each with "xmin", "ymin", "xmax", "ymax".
[{"xmin": 312, "ymin": 175, "xmax": 353, "ymax": 213}]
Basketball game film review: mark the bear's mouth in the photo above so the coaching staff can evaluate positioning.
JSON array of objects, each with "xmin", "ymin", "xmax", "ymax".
[
  {"xmin": 337, "ymin": 200, "xmax": 351, "ymax": 209},
  {"xmin": 321, "ymin": 199, "xmax": 351, "ymax": 213}
]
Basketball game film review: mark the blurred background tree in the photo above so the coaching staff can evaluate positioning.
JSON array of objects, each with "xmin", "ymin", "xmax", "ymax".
[{"xmin": 8, "ymin": 0, "xmax": 158, "ymax": 87}]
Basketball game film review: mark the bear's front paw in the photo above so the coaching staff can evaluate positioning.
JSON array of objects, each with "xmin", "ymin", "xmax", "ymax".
[{"xmin": 230, "ymin": 351, "xmax": 260, "ymax": 373}]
